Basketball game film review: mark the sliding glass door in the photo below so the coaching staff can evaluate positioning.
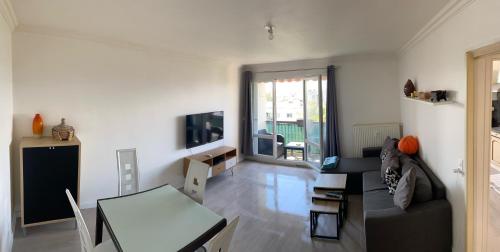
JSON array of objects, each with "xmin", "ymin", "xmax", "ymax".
[
  {"xmin": 253, "ymin": 81, "xmax": 275, "ymax": 157},
  {"xmin": 253, "ymin": 74, "xmax": 325, "ymax": 166},
  {"xmin": 275, "ymin": 79, "xmax": 305, "ymax": 160},
  {"xmin": 304, "ymin": 77, "xmax": 324, "ymax": 167}
]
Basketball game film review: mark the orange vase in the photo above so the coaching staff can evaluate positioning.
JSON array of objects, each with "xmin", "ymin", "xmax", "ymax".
[{"xmin": 32, "ymin": 114, "xmax": 44, "ymax": 138}]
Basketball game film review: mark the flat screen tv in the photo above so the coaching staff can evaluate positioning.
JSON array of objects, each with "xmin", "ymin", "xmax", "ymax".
[{"xmin": 186, "ymin": 111, "xmax": 224, "ymax": 149}]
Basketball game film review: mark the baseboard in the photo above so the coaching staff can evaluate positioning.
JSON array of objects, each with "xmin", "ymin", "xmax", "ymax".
[
  {"xmin": 79, "ymin": 157, "xmax": 245, "ymax": 210},
  {"xmin": 244, "ymin": 155, "xmax": 311, "ymax": 169},
  {"xmin": 13, "ymin": 205, "xmax": 19, "ymax": 218},
  {"xmin": 11, "ymin": 210, "xmax": 16, "ymax": 231},
  {"xmin": 79, "ymin": 201, "xmax": 97, "ymax": 209},
  {"xmin": 1, "ymin": 220, "xmax": 13, "ymax": 252}
]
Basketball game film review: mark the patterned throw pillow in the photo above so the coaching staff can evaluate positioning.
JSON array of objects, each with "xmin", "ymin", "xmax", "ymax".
[
  {"xmin": 385, "ymin": 167, "xmax": 401, "ymax": 194},
  {"xmin": 381, "ymin": 149, "xmax": 400, "ymax": 181},
  {"xmin": 380, "ymin": 137, "xmax": 398, "ymax": 160}
]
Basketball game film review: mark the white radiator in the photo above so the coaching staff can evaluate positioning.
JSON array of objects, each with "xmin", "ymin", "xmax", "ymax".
[{"xmin": 352, "ymin": 123, "xmax": 401, "ymax": 157}]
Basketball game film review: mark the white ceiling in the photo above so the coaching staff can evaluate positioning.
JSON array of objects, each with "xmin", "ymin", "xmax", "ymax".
[{"xmin": 11, "ymin": 0, "xmax": 449, "ymax": 64}]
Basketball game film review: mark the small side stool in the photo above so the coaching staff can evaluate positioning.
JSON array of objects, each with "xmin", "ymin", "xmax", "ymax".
[{"xmin": 310, "ymin": 200, "xmax": 341, "ymax": 239}]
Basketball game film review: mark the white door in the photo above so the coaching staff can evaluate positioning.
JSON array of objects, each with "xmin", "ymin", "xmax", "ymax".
[
  {"xmin": 253, "ymin": 81, "xmax": 276, "ymax": 157},
  {"xmin": 303, "ymin": 76, "xmax": 324, "ymax": 167}
]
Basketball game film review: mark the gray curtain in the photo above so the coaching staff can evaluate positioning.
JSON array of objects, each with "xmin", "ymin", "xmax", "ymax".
[
  {"xmin": 325, "ymin": 65, "xmax": 341, "ymax": 158},
  {"xmin": 241, "ymin": 71, "xmax": 254, "ymax": 156}
]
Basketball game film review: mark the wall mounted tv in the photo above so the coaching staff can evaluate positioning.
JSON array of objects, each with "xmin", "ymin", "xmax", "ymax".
[{"xmin": 186, "ymin": 111, "xmax": 224, "ymax": 149}]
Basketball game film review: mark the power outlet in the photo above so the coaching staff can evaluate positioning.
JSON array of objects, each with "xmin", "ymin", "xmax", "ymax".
[{"xmin": 453, "ymin": 159, "xmax": 465, "ymax": 176}]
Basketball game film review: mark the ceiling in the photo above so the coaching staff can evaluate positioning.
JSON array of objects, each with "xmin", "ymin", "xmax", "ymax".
[{"xmin": 11, "ymin": 0, "xmax": 449, "ymax": 64}]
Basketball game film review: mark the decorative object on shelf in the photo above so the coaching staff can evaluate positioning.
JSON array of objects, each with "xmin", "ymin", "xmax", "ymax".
[
  {"xmin": 418, "ymin": 92, "xmax": 425, "ymax": 100},
  {"xmin": 404, "ymin": 79, "xmax": 416, "ymax": 97},
  {"xmin": 410, "ymin": 90, "xmax": 418, "ymax": 98},
  {"xmin": 32, "ymin": 113, "xmax": 44, "ymax": 138},
  {"xmin": 418, "ymin": 92, "xmax": 431, "ymax": 100},
  {"xmin": 52, "ymin": 118, "xmax": 75, "ymax": 141},
  {"xmin": 398, "ymin": 135, "xmax": 419, "ymax": 155},
  {"xmin": 425, "ymin": 92, "xmax": 432, "ymax": 100},
  {"xmin": 430, "ymin": 90, "xmax": 447, "ymax": 102}
]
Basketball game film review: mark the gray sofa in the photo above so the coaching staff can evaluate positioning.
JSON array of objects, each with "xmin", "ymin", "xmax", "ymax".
[{"xmin": 322, "ymin": 147, "xmax": 452, "ymax": 252}]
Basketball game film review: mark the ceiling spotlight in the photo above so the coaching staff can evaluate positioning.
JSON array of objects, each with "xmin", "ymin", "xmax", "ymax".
[{"xmin": 265, "ymin": 23, "xmax": 275, "ymax": 40}]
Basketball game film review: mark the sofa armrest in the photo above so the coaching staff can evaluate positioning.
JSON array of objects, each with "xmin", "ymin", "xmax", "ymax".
[
  {"xmin": 362, "ymin": 147, "xmax": 382, "ymax": 158},
  {"xmin": 364, "ymin": 200, "xmax": 452, "ymax": 252}
]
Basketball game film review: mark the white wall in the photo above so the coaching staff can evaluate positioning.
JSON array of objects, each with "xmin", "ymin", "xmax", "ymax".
[
  {"xmin": 399, "ymin": 0, "xmax": 500, "ymax": 251},
  {"xmin": 12, "ymin": 32, "xmax": 240, "ymax": 209},
  {"xmin": 0, "ymin": 11, "xmax": 13, "ymax": 252},
  {"xmin": 244, "ymin": 54, "xmax": 401, "ymax": 158}
]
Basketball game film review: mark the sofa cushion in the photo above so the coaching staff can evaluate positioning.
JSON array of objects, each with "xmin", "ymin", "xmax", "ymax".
[
  {"xmin": 322, "ymin": 157, "xmax": 380, "ymax": 174},
  {"xmin": 394, "ymin": 167, "xmax": 416, "ymax": 209},
  {"xmin": 415, "ymin": 158, "xmax": 447, "ymax": 200},
  {"xmin": 363, "ymin": 147, "xmax": 382, "ymax": 158},
  {"xmin": 321, "ymin": 157, "xmax": 381, "ymax": 194},
  {"xmin": 380, "ymin": 136, "xmax": 399, "ymax": 160},
  {"xmin": 399, "ymin": 153, "xmax": 414, "ymax": 165},
  {"xmin": 363, "ymin": 189, "xmax": 397, "ymax": 212},
  {"xmin": 363, "ymin": 171, "xmax": 387, "ymax": 192},
  {"xmin": 380, "ymin": 149, "xmax": 400, "ymax": 181},
  {"xmin": 399, "ymin": 154, "xmax": 447, "ymax": 200},
  {"xmin": 402, "ymin": 159, "xmax": 433, "ymax": 203}
]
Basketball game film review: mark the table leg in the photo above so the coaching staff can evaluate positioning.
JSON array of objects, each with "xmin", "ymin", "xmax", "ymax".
[
  {"xmin": 309, "ymin": 212, "xmax": 313, "ymax": 237},
  {"xmin": 95, "ymin": 208, "xmax": 103, "ymax": 246},
  {"xmin": 336, "ymin": 213, "xmax": 340, "ymax": 239},
  {"xmin": 284, "ymin": 148, "xmax": 287, "ymax": 159},
  {"xmin": 344, "ymin": 191, "xmax": 349, "ymax": 219}
]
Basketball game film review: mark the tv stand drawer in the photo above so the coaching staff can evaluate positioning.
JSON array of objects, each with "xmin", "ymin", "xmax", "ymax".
[
  {"xmin": 182, "ymin": 146, "xmax": 237, "ymax": 177},
  {"xmin": 212, "ymin": 163, "xmax": 225, "ymax": 176},
  {"xmin": 226, "ymin": 157, "xmax": 237, "ymax": 169}
]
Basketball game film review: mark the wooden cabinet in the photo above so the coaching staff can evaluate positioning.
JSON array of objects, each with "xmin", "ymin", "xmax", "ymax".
[
  {"xmin": 183, "ymin": 146, "xmax": 237, "ymax": 178},
  {"xmin": 20, "ymin": 137, "xmax": 80, "ymax": 229}
]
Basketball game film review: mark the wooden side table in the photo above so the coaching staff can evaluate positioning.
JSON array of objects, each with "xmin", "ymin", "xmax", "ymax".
[
  {"xmin": 313, "ymin": 173, "xmax": 348, "ymax": 219},
  {"xmin": 312, "ymin": 190, "xmax": 348, "ymax": 222}
]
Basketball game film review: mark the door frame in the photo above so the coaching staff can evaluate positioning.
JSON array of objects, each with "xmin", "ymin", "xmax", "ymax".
[
  {"xmin": 466, "ymin": 41, "xmax": 500, "ymax": 252},
  {"xmin": 303, "ymin": 75, "xmax": 325, "ymax": 167},
  {"xmin": 252, "ymin": 81, "xmax": 277, "ymax": 159},
  {"xmin": 251, "ymin": 75, "xmax": 325, "ymax": 166}
]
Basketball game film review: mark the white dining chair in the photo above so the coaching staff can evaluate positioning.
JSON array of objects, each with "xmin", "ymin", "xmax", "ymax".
[
  {"xmin": 116, "ymin": 149, "xmax": 139, "ymax": 196},
  {"xmin": 184, "ymin": 159, "xmax": 210, "ymax": 204},
  {"xmin": 65, "ymin": 189, "xmax": 117, "ymax": 252},
  {"xmin": 196, "ymin": 216, "xmax": 240, "ymax": 252}
]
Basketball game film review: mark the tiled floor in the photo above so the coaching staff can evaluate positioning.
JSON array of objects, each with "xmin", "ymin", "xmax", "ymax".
[{"xmin": 13, "ymin": 161, "xmax": 364, "ymax": 252}]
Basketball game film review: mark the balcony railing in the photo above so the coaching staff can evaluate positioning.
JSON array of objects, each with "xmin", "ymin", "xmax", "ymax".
[{"xmin": 265, "ymin": 120, "xmax": 321, "ymax": 145}]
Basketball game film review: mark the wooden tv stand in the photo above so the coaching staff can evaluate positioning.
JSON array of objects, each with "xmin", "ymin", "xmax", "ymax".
[{"xmin": 183, "ymin": 146, "xmax": 237, "ymax": 178}]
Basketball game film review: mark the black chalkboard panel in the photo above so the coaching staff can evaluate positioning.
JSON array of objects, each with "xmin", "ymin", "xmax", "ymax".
[{"xmin": 23, "ymin": 145, "xmax": 79, "ymax": 225}]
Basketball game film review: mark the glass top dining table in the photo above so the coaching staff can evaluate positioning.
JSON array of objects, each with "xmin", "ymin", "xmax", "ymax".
[{"xmin": 95, "ymin": 184, "xmax": 226, "ymax": 252}]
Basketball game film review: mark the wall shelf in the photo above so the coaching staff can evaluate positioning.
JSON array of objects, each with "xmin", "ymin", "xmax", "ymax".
[{"xmin": 402, "ymin": 97, "xmax": 455, "ymax": 106}]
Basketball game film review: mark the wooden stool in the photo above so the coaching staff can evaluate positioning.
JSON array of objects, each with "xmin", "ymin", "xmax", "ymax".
[{"xmin": 310, "ymin": 200, "xmax": 340, "ymax": 239}]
